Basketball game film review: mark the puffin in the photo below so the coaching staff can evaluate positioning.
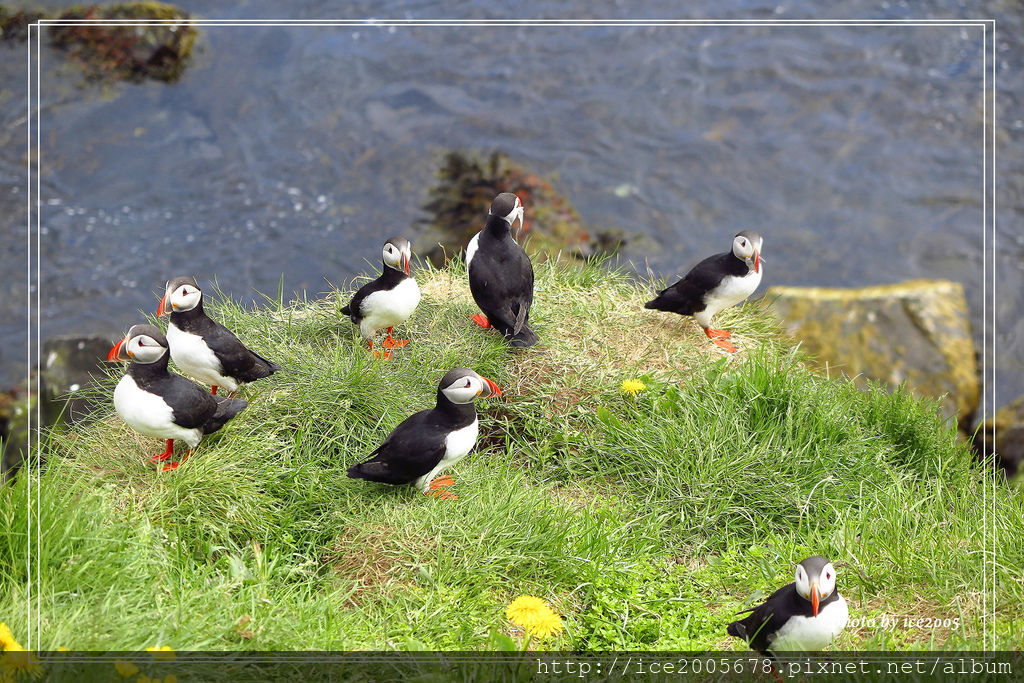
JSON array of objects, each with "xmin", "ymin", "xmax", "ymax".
[
  {"xmin": 107, "ymin": 324, "xmax": 248, "ymax": 471},
  {"xmin": 644, "ymin": 231, "xmax": 764, "ymax": 353},
  {"xmin": 466, "ymin": 192, "xmax": 539, "ymax": 348},
  {"xmin": 727, "ymin": 556, "xmax": 849, "ymax": 655},
  {"xmin": 347, "ymin": 367, "xmax": 501, "ymax": 500},
  {"xmin": 158, "ymin": 276, "xmax": 280, "ymax": 395},
  {"xmin": 340, "ymin": 236, "xmax": 421, "ymax": 359}
]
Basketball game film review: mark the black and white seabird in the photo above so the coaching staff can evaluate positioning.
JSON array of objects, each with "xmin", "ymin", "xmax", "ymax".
[
  {"xmin": 347, "ymin": 367, "xmax": 502, "ymax": 499},
  {"xmin": 158, "ymin": 276, "xmax": 280, "ymax": 395},
  {"xmin": 644, "ymin": 231, "xmax": 764, "ymax": 353},
  {"xmin": 727, "ymin": 556, "xmax": 849, "ymax": 655},
  {"xmin": 340, "ymin": 237, "xmax": 421, "ymax": 359},
  {"xmin": 107, "ymin": 324, "xmax": 247, "ymax": 471},
  {"xmin": 466, "ymin": 192, "xmax": 539, "ymax": 348}
]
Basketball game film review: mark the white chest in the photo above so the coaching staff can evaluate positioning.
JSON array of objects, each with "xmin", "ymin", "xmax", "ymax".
[
  {"xmin": 701, "ymin": 267, "xmax": 763, "ymax": 319},
  {"xmin": 113, "ymin": 374, "xmax": 201, "ymax": 446},
  {"xmin": 465, "ymin": 232, "xmax": 481, "ymax": 271},
  {"xmin": 361, "ymin": 277, "xmax": 421, "ymax": 327},
  {"xmin": 770, "ymin": 594, "xmax": 848, "ymax": 651},
  {"xmin": 166, "ymin": 322, "xmax": 229, "ymax": 388},
  {"xmin": 443, "ymin": 418, "xmax": 479, "ymax": 463}
]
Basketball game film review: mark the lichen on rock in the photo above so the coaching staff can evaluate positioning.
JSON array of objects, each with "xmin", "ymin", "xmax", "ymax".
[{"xmin": 765, "ymin": 280, "xmax": 979, "ymax": 428}]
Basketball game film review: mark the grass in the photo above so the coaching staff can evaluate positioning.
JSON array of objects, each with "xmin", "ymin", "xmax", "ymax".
[{"xmin": 0, "ymin": 257, "xmax": 1021, "ymax": 651}]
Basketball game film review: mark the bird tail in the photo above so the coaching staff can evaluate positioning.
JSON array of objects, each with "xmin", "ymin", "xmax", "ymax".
[
  {"xmin": 347, "ymin": 459, "xmax": 394, "ymax": 482},
  {"xmin": 509, "ymin": 303, "xmax": 539, "ymax": 348},
  {"xmin": 252, "ymin": 348, "xmax": 281, "ymax": 375},
  {"xmin": 510, "ymin": 323, "xmax": 539, "ymax": 348},
  {"xmin": 726, "ymin": 621, "xmax": 746, "ymax": 639},
  {"xmin": 202, "ymin": 396, "xmax": 247, "ymax": 435},
  {"xmin": 644, "ymin": 295, "xmax": 666, "ymax": 310}
]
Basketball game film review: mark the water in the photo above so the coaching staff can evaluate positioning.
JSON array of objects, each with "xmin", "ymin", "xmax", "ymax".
[{"xmin": 1, "ymin": 1, "xmax": 1020, "ymax": 414}]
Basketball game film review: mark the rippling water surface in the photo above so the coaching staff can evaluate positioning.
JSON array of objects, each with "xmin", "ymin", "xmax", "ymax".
[{"xmin": 1, "ymin": 1, "xmax": 1020, "ymax": 412}]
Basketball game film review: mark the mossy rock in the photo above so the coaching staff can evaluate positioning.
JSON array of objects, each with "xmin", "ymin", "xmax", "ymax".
[
  {"xmin": 765, "ymin": 280, "xmax": 979, "ymax": 427},
  {"xmin": 974, "ymin": 396, "xmax": 1024, "ymax": 476},
  {"xmin": 0, "ymin": 7, "xmax": 48, "ymax": 41},
  {"xmin": 48, "ymin": 3, "xmax": 197, "ymax": 83},
  {"xmin": 0, "ymin": 384, "xmax": 35, "ymax": 480},
  {"xmin": 417, "ymin": 151, "xmax": 625, "ymax": 266}
]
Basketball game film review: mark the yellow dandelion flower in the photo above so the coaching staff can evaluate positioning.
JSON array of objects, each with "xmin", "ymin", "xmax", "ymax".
[
  {"xmin": 506, "ymin": 596, "xmax": 550, "ymax": 629},
  {"xmin": 145, "ymin": 646, "xmax": 175, "ymax": 659},
  {"xmin": 0, "ymin": 650, "xmax": 42, "ymax": 678},
  {"xmin": 0, "ymin": 623, "xmax": 24, "ymax": 652},
  {"xmin": 115, "ymin": 660, "xmax": 140, "ymax": 677},
  {"xmin": 620, "ymin": 379, "xmax": 645, "ymax": 396},
  {"xmin": 525, "ymin": 609, "xmax": 564, "ymax": 639}
]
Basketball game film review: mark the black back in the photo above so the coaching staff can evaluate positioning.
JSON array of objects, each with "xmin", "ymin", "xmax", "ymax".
[
  {"xmin": 726, "ymin": 582, "xmax": 841, "ymax": 655},
  {"xmin": 340, "ymin": 263, "xmax": 410, "ymax": 325},
  {"xmin": 128, "ymin": 353, "xmax": 246, "ymax": 433},
  {"xmin": 170, "ymin": 299, "xmax": 280, "ymax": 383},
  {"xmin": 645, "ymin": 251, "xmax": 749, "ymax": 315},
  {"xmin": 347, "ymin": 380, "xmax": 478, "ymax": 486},
  {"xmin": 468, "ymin": 215, "xmax": 538, "ymax": 347}
]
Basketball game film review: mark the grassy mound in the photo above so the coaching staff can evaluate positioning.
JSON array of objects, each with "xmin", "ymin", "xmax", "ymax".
[{"xmin": 1, "ymin": 259, "xmax": 1021, "ymax": 650}]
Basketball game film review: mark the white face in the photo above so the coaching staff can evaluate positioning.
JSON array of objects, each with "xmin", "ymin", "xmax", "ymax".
[
  {"xmin": 501, "ymin": 196, "xmax": 524, "ymax": 229},
  {"xmin": 126, "ymin": 333, "xmax": 167, "ymax": 364},
  {"xmin": 794, "ymin": 561, "xmax": 837, "ymax": 601},
  {"xmin": 383, "ymin": 241, "xmax": 410, "ymax": 273},
  {"xmin": 441, "ymin": 373, "xmax": 488, "ymax": 404},
  {"xmin": 732, "ymin": 234, "xmax": 757, "ymax": 261},
  {"xmin": 168, "ymin": 282, "xmax": 202, "ymax": 313}
]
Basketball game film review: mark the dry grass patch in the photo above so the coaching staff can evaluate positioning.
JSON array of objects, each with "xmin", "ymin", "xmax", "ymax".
[{"xmin": 328, "ymin": 523, "xmax": 437, "ymax": 606}]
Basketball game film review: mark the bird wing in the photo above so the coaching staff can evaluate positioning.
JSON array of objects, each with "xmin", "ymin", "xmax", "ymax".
[
  {"xmin": 199, "ymin": 318, "xmax": 277, "ymax": 381},
  {"xmin": 470, "ymin": 240, "xmax": 535, "ymax": 333},
  {"xmin": 350, "ymin": 410, "xmax": 447, "ymax": 483},
  {"xmin": 728, "ymin": 583, "xmax": 798, "ymax": 654},
  {"xmin": 155, "ymin": 374, "xmax": 218, "ymax": 429},
  {"xmin": 646, "ymin": 252, "xmax": 738, "ymax": 314}
]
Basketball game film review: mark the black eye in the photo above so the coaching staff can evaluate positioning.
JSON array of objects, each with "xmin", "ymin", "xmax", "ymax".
[
  {"xmin": 826, "ymin": 572, "xmax": 831, "ymax": 579},
  {"xmin": 464, "ymin": 380, "xmax": 472, "ymax": 388}
]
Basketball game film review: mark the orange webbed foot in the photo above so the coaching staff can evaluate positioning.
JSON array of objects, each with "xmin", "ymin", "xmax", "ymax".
[
  {"xmin": 705, "ymin": 328, "xmax": 732, "ymax": 340},
  {"xmin": 711, "ymin": 337, "xmax": 738, "ymax": 353},
  {"xmin": 382, "ymin": 336, "xmax": 409, "ymax": 349},
  {"xmin": 471, "ymin": 314, "xmax": 492, "ymax": 329},
  {"xmin": 428, "ymin": 475, "xmax": 455, "ymax": 489},
  {"xmin": 425, "ymin": 489, "xmax": 458, "ymax": 500}
]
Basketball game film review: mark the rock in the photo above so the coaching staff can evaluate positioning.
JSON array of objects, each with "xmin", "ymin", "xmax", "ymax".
[
  {"xmin": 765, "ymin": 280, "xmax": 979, "ymax": 427},
  {"xmin": 1, "ymin": 383, "xmax": 36, "ymax": 481},
  {"xmin": 48, "ymin": 3, "xmax": 197, "ymax": 83},
  {"xmin": 973, "ymin": 397, "xmax": 1024, "ymax": 476},
  {"xmin": 417, "ymin": 151, "xmax": 626, "ymax": 266},
  {"xmin": 40, "ymin": 335, "xmax": 115, "ymax": 427},
  {"xmin": 1, "ymin": 334, "xmax": 113, "ymax": 481}
]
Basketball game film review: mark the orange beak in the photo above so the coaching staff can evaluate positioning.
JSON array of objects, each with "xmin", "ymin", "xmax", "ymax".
[
  {"xmin": 810, "ymin": 582, "xmax": 820, "ymax": 617},
  {"xmin": 157, "ymin": 293, "xmax": 170, "ymax": 317},
  {"xmin": 479, "ymin": 377, "xmax": 502, "ymax": 398},
  {"xmin": 106, "ymin": 336, "xmax": 132, "ymax": 362},
  {"xmin": 403, "ymin": 253, "xmax": 410, "ymax": 276},
  {"xmin": 754, "ymin": 250, "xmax": 761, "ymax": 274}
]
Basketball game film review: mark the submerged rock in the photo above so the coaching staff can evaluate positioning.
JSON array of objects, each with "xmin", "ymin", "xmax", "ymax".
[
  {"xmin": 48, "ymin": 3, "xmax": 197, "ymax": 83},
  {"xmin": 1, "ymin": 334, "xmax": 113, "ymax": 480},
  {"xmin": 766, "ymin": 280, "xmax": 979, "ymax": 427},
  {"xmin": 974, "ymin": 397, "xmax": 1024, "ymax": 477},
  {"xmin": 417, "ymin": 151, "xmax": 626, "ymax": 266}
]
